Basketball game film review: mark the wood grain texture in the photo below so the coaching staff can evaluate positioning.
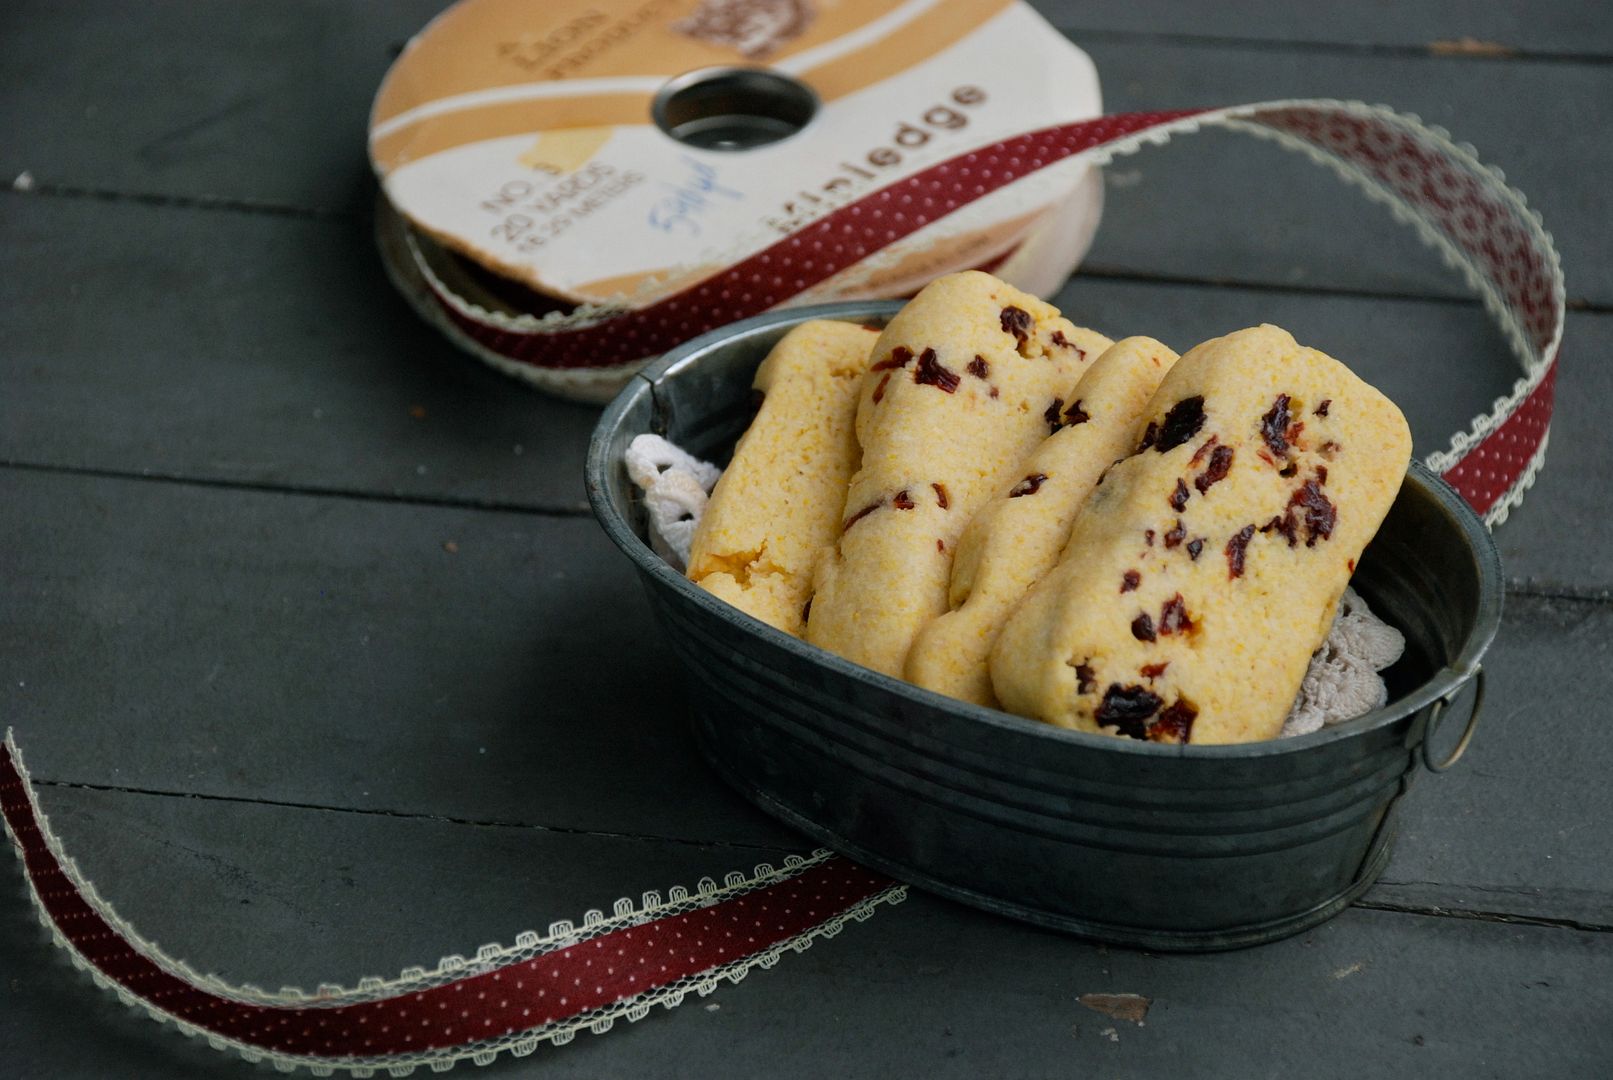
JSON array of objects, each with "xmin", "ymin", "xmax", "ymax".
[
  {"xmin": 1376, "ymin": 592, "xmax": 1613, "ymax": 927},
  {"xmin": 1, "ymin": 785, "xmax": 1608, "ymax": 1078},
  {"xmin": 0, "ymin": 467, "xmax": 796, "ymax": 848},
  {"xmin": 1, "ymin": 3, "xmax": 1610, "ymax": 1074},
  {"xmin": 0, "ymin": 196, "xmax": 597, "ymax": 512},
  {"xmin": 6, "ymin": 193, "xmax": 1603, "ymax": 587},
  {"xmin": 0, "ymin": 0, "xmax": 442, "ymax": 212},
  {"xmin": 2, "ymin": 6, "xmax": 1607, "ymax": 303},
  {"xmin": 5, "ymin": 468, "xmax": 1611, "ymax": 920},
  {"xmin": 1085, "ymin": 42, "xmax": 1611, "ymax": 306},
  {"xmin": 1043, "ymin": 0, "xmax": 1613, "ymax": 56}
]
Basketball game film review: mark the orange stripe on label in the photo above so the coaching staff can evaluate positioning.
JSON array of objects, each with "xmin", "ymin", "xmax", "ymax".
[
  {"xmin": 372, "ymin": 0, "xmax": 1015, "ymax": 176},
  {"xmin": 373, "ymin": 96, "xmax": 650, "ymax": 175},
  {"xmin": 373, "ymin": 0, "xmax": 923, "ymax": 128}
]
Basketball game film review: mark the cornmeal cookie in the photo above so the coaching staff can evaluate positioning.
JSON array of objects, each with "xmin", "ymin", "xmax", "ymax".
[
  {"xmin": 990, "ymin": 324, "xmax": 1411, "ymax": 744},
  {"xmin": 907, "ymin": 337, "xmax": 1180, "ymax": 706},
  {"xmin": 807, "ymin": 271, "xmax": 1111, "ymax": 677},
  {"xmin": 686, "ymin": 319, "xmax": 881, "ymax": 636}
]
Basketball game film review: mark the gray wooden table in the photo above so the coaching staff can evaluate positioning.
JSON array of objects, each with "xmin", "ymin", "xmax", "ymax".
[{"xmin": 3, "ymin": 2, "xmax": 1610, "ymax": 1076}]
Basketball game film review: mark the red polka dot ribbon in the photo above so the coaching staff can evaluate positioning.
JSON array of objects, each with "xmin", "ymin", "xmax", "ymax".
[
  {"xmin": 415, "ymin": 100, "xmax": 1564, "ymax": 526},
  {"xmin": 1, "ymin": 100, "xmax": 1565, "ymax": 1077},
  {"xmin": 0, "ymin": 734, "xmax": 903, "ymax": 1075}
]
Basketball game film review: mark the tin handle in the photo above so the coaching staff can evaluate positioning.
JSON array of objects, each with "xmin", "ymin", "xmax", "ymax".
[{"xmin": 1422, "ymin": 666, "xmax": 1486, "ymax": 773}]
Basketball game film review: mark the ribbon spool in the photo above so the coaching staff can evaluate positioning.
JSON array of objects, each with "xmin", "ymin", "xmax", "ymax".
[
  {"xmin": 4, "ymin": 100, "xmax": 1563, "ymax": 1074},
  {"xmin": 372, "ymin": 0, "xmax": 1108, "ymax": 402}
]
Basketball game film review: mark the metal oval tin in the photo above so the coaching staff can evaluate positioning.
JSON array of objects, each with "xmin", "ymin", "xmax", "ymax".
[{"xmin": 586, "ymin": 302, "xmax": 1503, "ymax": 950}]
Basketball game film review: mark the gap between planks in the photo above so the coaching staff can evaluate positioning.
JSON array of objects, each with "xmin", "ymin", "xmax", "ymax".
[
  {"xmin": 29, "ymin": 776, "xmax": 1611, "ymax": 935},
  {"xmin": 0, "ymin": 459, "xmax": 592, "ymax": 518},
  {"xmin": 1058, "ymin": 27, "xmax": 1613, "ymax": 67},
  {"xmin": 2, "ymin": 458, "xmax": 1605, "ymax": 607},
  {"xmin": 30, "ymin": 777, "xmax": 794, "ymax": 856},
  {"xmin": 8, "ymin": 162, "xmax": 1609, "ymax": 316}
]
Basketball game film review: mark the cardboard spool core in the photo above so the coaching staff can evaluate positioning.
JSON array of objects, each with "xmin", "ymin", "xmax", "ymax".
[{"xmin": 652, "ymin": 67, "xmax": 820, "ymax": 151}]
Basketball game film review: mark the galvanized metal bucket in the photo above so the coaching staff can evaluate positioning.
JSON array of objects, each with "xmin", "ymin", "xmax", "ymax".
[{"xmin": 586, "ymin": 302, "xmax": 1502, "ymax": 951}]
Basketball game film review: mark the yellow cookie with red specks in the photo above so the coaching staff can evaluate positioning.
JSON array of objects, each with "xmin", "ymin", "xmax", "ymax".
[
  {"xmin": 991, "ymin": 324, "xmax": 1412, "ymax": 745},
  {"xmin": 807, "ymin": 271, "xmax": 1111, "ymax": 678},
  {"xmin": 906, "ymin": 336, "xmax": 1180, "ymax": 707},
  {"xmin": 687, "ymin": 319, "xmax": 881, "ymax": 636}
]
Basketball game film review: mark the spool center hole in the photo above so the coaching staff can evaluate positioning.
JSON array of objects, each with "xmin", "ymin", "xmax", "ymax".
[{"xmin": 652, "ymin": 67, "xmax": 818, "ymax": 151}]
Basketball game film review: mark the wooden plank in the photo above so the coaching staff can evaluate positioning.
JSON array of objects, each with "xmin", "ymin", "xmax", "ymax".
[
  {"xmin": 0, "ymin": 0, "xmax": 443, "ymax": 212},
  {"xmin": 0, "ymin": 196, "xmax": 597, "ymax": 512},
  {"xmin": 1, "ymin": 785, "xmax": 1608, "ymax": 1078},
  {"xmin": 1042, "ymin": 1, "xmax": 1613, "ymax": 56},
  {"xmin": 1374, "ymin": 591, "xmax": 1613, "ymax": 928},
  {"xmin": 5, "ymin": 192, "xmax": 1604, "ymax": 589},
  {"xmin": 5, "ymin": 469, "xmax": 1611, "ymax": 918},
  {"xmin": 0, "ymin": 467, "xmax": 797, "ymax": 849},
  {"xmin": 3, "ymin": 7, "xmax": 1608, "ymax": 306},
  {"xmin": 1083, "ymin": 40, "xmax": 1612, "ymax": 306}
]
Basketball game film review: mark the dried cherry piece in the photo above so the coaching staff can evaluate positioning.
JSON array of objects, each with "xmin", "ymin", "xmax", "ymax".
[
  {"xmin": 913, "ymin": 348, "xmax": 961, "ymax": 393},
  {"xmin": 1314, "ymin": 399, "xmax": 1331, "ymax": 417},
  {"xmin": 999, "ymin": 306, "xmax": 1033, "ymax": 347},
  {"xmin": 892, "ymin": 489, "xmax": 916, "ymax": 510},
  {"xmin": 843, "ymin": 500, "xmax": 882, "ymax": 533},
  {"xmin": 1159, "ymin": 594, "xmax": 1193, "ymax": 636},
  {"xmin": 1279, "ymin": 461, "xmax": 1299, "ymax": 478},
  {"xmin": 1063, "ymin": 400, "xmax": 1090, "ymax": 425},
  {"xmin": 1315, "ymin": 465, "xmax": 1328, "ymax": 485},
  {"xmin": 1155, "ymin": 396, "xmax": 1207, "ymax": 452},
  {"xmin": 1186, "ymin": 538, "xmax": 1204, "ymax": 560},
  {"xmin": 1095, "ymin": 683, "xmax": 1164, "ymax": 740},
  {"xmin": 1261, "ymin": 394, "xmax": 1293, "ymax": 456},
  {"xmin": 1195, "ymin": 445, "xmax": 1234, "ymax": 494},
  {"xmin": 1189, "ymin": 435, "xmax": 1219, "ymax": 466},
  {"xmin": 932, "ymin": 482, "xmax": 950, "ymax": 509},
  {"xmin": 1319, "ymin": 440, "xmax": 1340, "ymax": 458},
  {"xmin": 1140, "ymin": 661, "xmax": 1170, "ymax": 680},
  {"xmin": 1131, "ymin": 613, "xmax": 1157, "ymax": 642},
  {"xmin": 989, "ymin": 386, "xmax": 1000, "ymax": 400},
  {"xmin": 1149, "ymin": 698, "xmax": 1198, "ymax": 743},
  {"xmin": 1074, "ymin": 661, "xmax": 1097, "ymax": 695},
  {"xmin": 1169, "ymin": 478, "xmax": 1190, "ymax": 512},
  {"xmin": 1226, "ymin": 524, "xmax": 1256, "ymax": 579},
  {"xmin": 1050, "ymin": 329, "xmax": 1083, "ymax": 357},
  {"xmin": 871, "ymin": 372, "xmax": 892, "ymax": 404},
  {"xmin": 1045, "ymin": 397, "xmax": 1065, "ymax": 434},
  {"xmin": 1009, "ymin": 473, "xmax": 1048, "ymax": 498},
  {"xmin": 1261, "ymin": 513, "xmax": 1298, "ymax": 548},
  {"xmin": 1164, "ymin": 520, "xmax": 1185, "ymax": 549},
  {"xmin": 937, "ymin": 539, "xmax": 946, "ymax": 553},
  {"xmin": 1291, "ymin": 479, "xmax": 1337, "ymax": 545},
  {"xmin": 967, "ymin": 355, "xmax": 990, "ymax": 379},
  {"xmin": 1144, "ymin": 528, "xmax": 1156, "ymax": 547},
  {"xmin": 1120, "ymin": 570, "xmax": 1141, "ymax": 593},
  {"xmin": 871, "ymin": 346, "xmax": 914, "ymax": 372}
]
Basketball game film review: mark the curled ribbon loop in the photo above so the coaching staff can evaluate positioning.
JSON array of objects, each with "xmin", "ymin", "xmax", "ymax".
[
  {"xmin": 411, "ymin": 100, "xmax": 1564, "ymax": 525},
  {"xmin": 0, "ymin": 735, "xmax": 904, "ymax": 1076}
]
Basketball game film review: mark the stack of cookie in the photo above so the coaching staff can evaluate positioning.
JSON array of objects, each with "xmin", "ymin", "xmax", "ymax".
[{"xmin": 686, "ymin": 271, "xmax": 1412, "ymax": 745}]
